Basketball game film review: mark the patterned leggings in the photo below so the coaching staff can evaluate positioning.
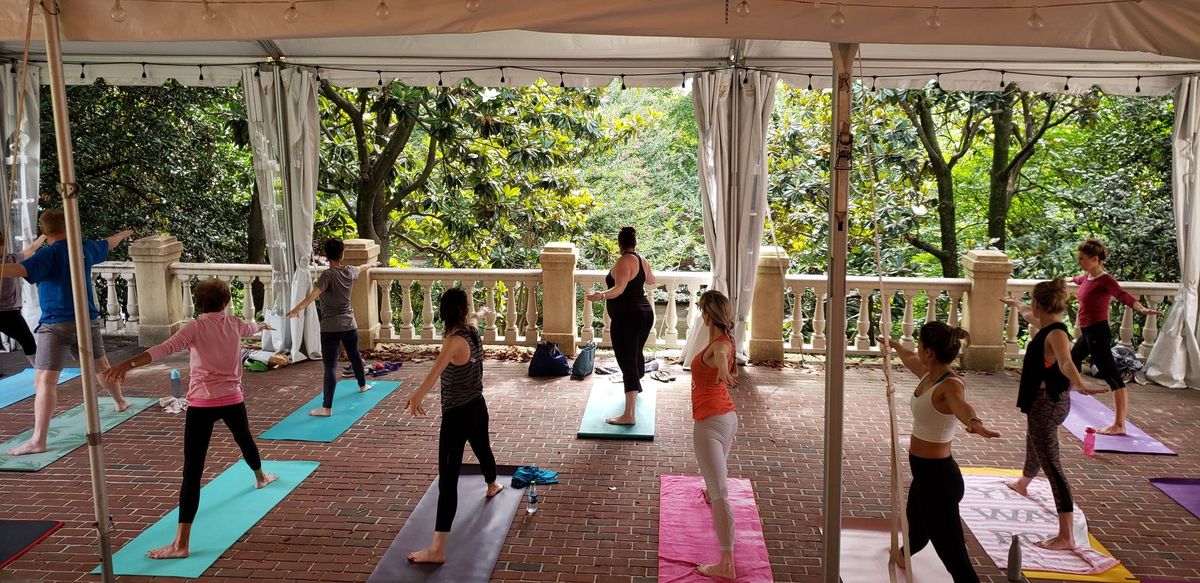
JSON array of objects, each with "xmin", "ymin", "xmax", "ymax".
[{"xmin": 1022, "ymin": 391, "xmax": 1074, "ymax": 513}]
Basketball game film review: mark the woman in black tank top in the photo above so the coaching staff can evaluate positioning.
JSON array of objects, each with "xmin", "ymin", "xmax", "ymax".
[
  {"xmin": 403, "ymin": 288, "xmax": 502, "ymax": 565},
  {"xmin": 586, "ymin": 227, "xmax": 656, "ymax": 425}
]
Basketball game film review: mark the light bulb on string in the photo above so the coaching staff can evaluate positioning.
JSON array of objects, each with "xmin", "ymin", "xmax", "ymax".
[
  {"xmin": 201, "ymin": 0, "xmax": 216, "ymax": 23},
  {"xmin": 807, "ymin": 74, "xmax": 813, "ymax": 91},
  {"xmin": 375, "ymin": 0, "xmax": 389, "ymax": 19},
  {"xmin": 1135, "ymin": 76, "xmax": 1142, "ymax": 93},
  {"xmin": 465, "ymin": 0, "xmax": 481, "ymax": 13},
  {"xmin": 141, "ymin": 63, "xmax": 147, "ymax": 79},
  {"xmin": 999, "ymin": 70, "xmax": 1006, "ymax": 90},
  {"xmin": 283, "ymin": 1, "xmax": 299, "ymax": 24},
  {"xmin": 377, "ymin": 71, "xmax": 383, "ymax": 87},
  {"xmin": 110, "ymin": 0, "xmax": 127, "ymax": 22},
  {"xmin": 1063, "ymin": 77, "xmax": 1070, "ymax": 91},
  {"xmin": 79, "ymin": 65, "xmax": 86, "ymax": 80},
  {"xmin": 735, "ymin": 0, "xmax": 750, "ymax": 17},
  {"xmin": 871, "ymin": 76, "xmax": 877, "ymax": 92},
  {"xmin": 198, "ymin": 66, "xmax": 205, "ymax": 82},
  {"xmin": 499, "ymin": 67, "xmax": 506, "ymax": 85},
  {"xmin": 924, "ymin": 5, "xmax": 940, "ymax": 29},
  {"xmin": 559, "ymin": 72, "xmax": 565, "ymax": 88},
  {"xmin": 681, "ymin": 72, "xmax": 686, "ymax": 88},
  {"xmin": 620, "ymin": 75, "xmax": 627, "ymax": 90},
  {"xmin": 1027, "ymin": 5, "xmax": 1044, "ymax": 30},
  {"xmin": 437, "ymin": 72, "xmax": 443, "ymax": 87},
  {"xmin": 829, "ymin": 3, "xmax": 846, "ymax": 28}
]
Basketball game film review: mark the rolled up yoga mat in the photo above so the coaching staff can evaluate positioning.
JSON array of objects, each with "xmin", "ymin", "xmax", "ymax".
[
  {"xmin": 1062, "ymin": 392, "xmax": 1175, "ymax": 455},
  {"xmin": 259, "ymin": 380, "xmax": 403, "ymax": 442},
  {"xmin": 657, "ymin": 475, "xmax": 773, "ymax": 582},
  {"xmin": 0, "ymin": 519, "xmax": 63, "ymax": 569},
  {"xmin": 0, "ymin": 396, "xmax": 156, "ymax": 472},
  {"xmin": 576, "ymin": 383, "xmax": 655, "ymax": 440},
  {"xmin": 0, "ymin": 368, "xmax": 81, "ymax": 410},
  {"xmin": 369, "ymin": 464, "xmax": 523, "ymax": 583}
]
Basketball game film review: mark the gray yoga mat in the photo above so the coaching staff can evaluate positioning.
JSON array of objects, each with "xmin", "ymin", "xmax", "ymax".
[{"xmin": 368, "ymin": 464, "xmax": 524, "ymax": 583}]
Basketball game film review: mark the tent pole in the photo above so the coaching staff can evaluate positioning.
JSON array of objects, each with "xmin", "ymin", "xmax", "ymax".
[
  {"xmin": 40, "ymin": 2, "xmax": 116, "ymax": 581},
  {"xmin": 822, "ymin": 41, "xmax": 858, "ymax": 583}
]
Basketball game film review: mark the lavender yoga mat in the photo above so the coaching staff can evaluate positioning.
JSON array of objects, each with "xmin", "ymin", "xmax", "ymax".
[
  {"xmin": 658, "ymin": 475, "xmax": 773, "ymax": 582},
  {"xmin": 1150, "ymin": 478, "xmax": 1200, "ymax": 519},
  {"xmin": 1062, "ymin": 392, "xmax": 1175, "ymax": 455}
]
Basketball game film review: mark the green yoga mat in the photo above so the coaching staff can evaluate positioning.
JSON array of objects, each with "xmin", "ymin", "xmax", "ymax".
[
  {"xmin": 259, "ymin": 380, "xmax": 402, "ymax": 442},
  {"xmin": 0, "ymin": 396, "xmax": 156, "ymax": 472},
  {"xmin": 577, "ymin": 383, "xmax": 655, "ymax": 440},
  {"xmin": 99, "ymin": 460, "xmax": 318, "ymax": 578}
]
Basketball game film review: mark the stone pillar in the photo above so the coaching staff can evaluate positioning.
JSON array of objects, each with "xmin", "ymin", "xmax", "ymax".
[
  {"xmin": 961, "ymin": 250, "xmax": 1014, "ymax": 371},
  {"xmin": 749, "ymin": 246, "xmax": 789, "ymax": 362},
  {"xmin": 343, "ymin": 239, "xmax": 381, "ymax": 347},
  {"xmin": 539, "ymin": 242, "xmax": 579, "ymax": 356},
  {"xmin": 129, "ymin": 234, "xmax": 184, "ymax": 346}
]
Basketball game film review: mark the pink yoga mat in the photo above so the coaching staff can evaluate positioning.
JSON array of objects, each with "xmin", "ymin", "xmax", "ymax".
[
  {"xmin": 1063, "ymin": 392, "xmax": 1176, "ymax": 455},
  {"xmin": 960, "ymin": 473, "xmax": 1119, "ymax": 576},
  {"xmin": 658, "ymin": 475, "xmax": 773, "ymax": 582}
]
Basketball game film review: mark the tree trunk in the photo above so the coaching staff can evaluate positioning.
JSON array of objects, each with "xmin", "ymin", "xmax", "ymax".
[
  {"xmin": 933, "ymin": 170, "xmax": 960, "ymax": 278},
  {"xmin": 988, "ymin": 93, "xmax": 1015, "ymax": 251}
]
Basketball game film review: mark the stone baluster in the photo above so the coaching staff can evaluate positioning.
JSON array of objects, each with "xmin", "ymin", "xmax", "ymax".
[
  {"xmin": 855, "ymin": 287, "xmax": 871, "ymax": 350},
  {"xmin": 125, "ymin": 274, "xmax": 139, "ymax": 332},
  {"xmin": 399, "ymin": 279, "xmax": 415, "ymax": 340},
  {"xmin": 524, "ymin": 281, "xmax": 539, "ymax": 344},
  {"xmin": 790, "ymin": 286, "xmax": 805, "ymax": 350},
  {"xmin": 1139, "ymin": 294, "xmax": 1163, "ymax": 358},
  {"xmin": 901, "ymin": 290, "xmax": 916, "ymax": 349},
  {"xmin": 505, "ymin": 283, "xmax": 518, "ymax": 345},
  {"xmin": 665, "ymin": 279, "xmax": 679, "ymax": 346},
  {"xmin": 421, "ymin": 280, "xmax": 435, "ymax": 340},
  {"xmin": 813, "ymin": 291, "xmax": 827, "ymax": 350},
  {"xmin": 581, "ymin": 282, "xmax": 595, "ymax": 344},
  {"xmin": 104, "ymin": 272, "xmax": 122, "ymax": 333},
  {"xmin": 484, "ymin": 281, "xmax": 498, "ymax": 342},
  {"xmin": 1118, "ymin": 303, "xmax": 1135, "ymax": 348},
  {"xmin": 378, "ymin": 279, "xmax": 395, "ymax": 341},
  {"xmin": 179, "ymin": 275, "xmax": 194, "ymax": 322}
]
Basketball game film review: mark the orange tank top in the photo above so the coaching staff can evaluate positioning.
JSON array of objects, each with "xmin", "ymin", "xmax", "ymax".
[{"xmin": 690, "ymin": 335, "xmax": 737, "ymax": 421}]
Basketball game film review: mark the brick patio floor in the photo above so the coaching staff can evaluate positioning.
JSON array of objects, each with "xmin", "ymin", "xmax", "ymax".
[{"xmin": 1, "ymin": 349, "xmax": 1198, "ymax": 583}]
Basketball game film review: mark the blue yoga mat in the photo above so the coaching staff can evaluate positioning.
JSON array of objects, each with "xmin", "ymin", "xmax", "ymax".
[
  {"xmin": 259, "ymin": 380, "xmax": 402, "ymax": 442},
  {"xmin": 0, "ymin": 368, "xmax": 82, "ymax": 410},
  {"xmin": 100, "ymin": 460, "xmax": 319, "ymax": 578},
  {"xmin": 577, "ymin": 383, "xmax": 655, "ymax": 440},
  {"xmin": 0, "ymin": 396, "xmax": 156, "ymax": 472}
]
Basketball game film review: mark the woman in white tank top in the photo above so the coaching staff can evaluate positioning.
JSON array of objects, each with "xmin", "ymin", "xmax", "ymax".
[{"xmin": 882, "ymin": 322, "xmax": 1000, "ymax": 583}]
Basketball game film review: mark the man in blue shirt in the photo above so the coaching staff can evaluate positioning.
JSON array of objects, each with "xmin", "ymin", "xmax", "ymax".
[{"xmin": 0, "ymin": 209, "xmax": 134, "ymax": 456}]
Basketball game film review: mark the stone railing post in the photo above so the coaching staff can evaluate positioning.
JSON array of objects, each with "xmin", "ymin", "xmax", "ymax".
[
  {"xmin": 749, "ymin": 246, "xmax": 789, "ymax": 362},
  {"xmin": 961, "ymin": 250, "xmax": 1013, "ymax": 371},
  {"xmin": 344, "ymin": 239, "xmax": 381, "ymax": 347},
  {"xmin": 539, "ymin": 242, "xmax": 579, "ymax": 356},
  {"xmin": 129, "ymin": 234, "xmax": 184, "ymax": 346}
]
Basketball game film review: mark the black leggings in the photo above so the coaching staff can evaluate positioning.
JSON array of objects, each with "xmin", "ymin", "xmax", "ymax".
[
  {"xmin": 906, "ymin": 455, "xmax": 980, "ymax": 583},
  {"xmin": 436, "ymin": 397, "xmax": 497, "ymax": 533},
  {"xmin": 1022, "ymin": 391, "xmax": 1074, "ymax": 514},
  {"xmin": 320, "ymin": 329, "xmax": 366, "ymax": 409},
  {"xmin": 180, "ymin": 403, "xmax": 263, "ymax": 524},
  {"xmin": 610, "ymin": 306, "xmax": 653, "ymax": 393},
  {"xmin": 0, "ymin": 310, "xmax": 36, "ymax": 356},
  {"xmin": 1071, "ymin": 321, "xmax": 1125, "ymax": 391}
]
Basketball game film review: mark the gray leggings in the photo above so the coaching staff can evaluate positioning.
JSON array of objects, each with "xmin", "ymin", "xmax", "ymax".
[
  {"xmin": 1021, "ymin": 391, "xmax": 1074, "ymax": 514},
  {"xmin": 694, "ymin": 411, "xmax": 738, "ymax": 551}
]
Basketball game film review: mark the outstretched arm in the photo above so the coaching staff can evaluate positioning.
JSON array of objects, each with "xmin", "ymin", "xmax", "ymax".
[
  {"xmin": 1000, "ymin": 296, "xmax": 1040, "ymax": 327},
  {"xmin": 880, "ymin": 337, "xmax": 926, "ymax": 378},
  {"xmin": 0, "ymin": 263, "xmax": 28, "ymax": 279},
  {"xmin": 585, "ymin": 255, "xmax": 637, "ymax": 302},
  {"xmin": 103, "ymin": 351, "xmax": 152, "ymax": 386},
  {"xmin": 105, "ymin": 229, "xmax": 135, "ymax": 250},
  {"xmin": 1048, "ymin": 329, "xmax": 1107, "ymax": 395},
  {"xmin": 17, "ymin": 234, "xmax": 46, "ymax": 260},
  {"xmin": 286, "ymin": 288, "xmax": 323, "ymax": 318},
  {"xmin": 404, "ymin": 335, "xmax": 467, "ymax": 416},
  {"xmin": 941, "ymin": 379, "xmax": 1000, "ymax": 438}
]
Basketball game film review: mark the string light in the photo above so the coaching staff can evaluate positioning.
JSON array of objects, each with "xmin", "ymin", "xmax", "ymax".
[
  {"xmin": 736, "ymin": 0, "xmax": 750, "ymax": 17},
  {"xmin": 377, "ymin": 70, "xmax": 383, "ymax": 86},
  {"xmin": 200, "ymin": 0, "xmax": 216, "ymax": 23},
  {"xmin": 924, "ymin": 5, "xmax": 940, "ymax": 29},
  {"xmin": 198, "ymin": 65, "xmax": 204, "ymax": 81},
  {"xmin": 80, "ymin": 65, "xmax": 86, "ymax": 80},
  {"xmin": 681, "ymin": 72, "xmax": 687, "ymax": 88},
  {"xmin": 620, "ymin": 74, "xmax": 627, "ymax": 90},
  {"xmin": 1027, "ymin": 5, "xmax": 1044, "ymax": 30},
  {"xmin": 499, "ymin": 67, "xmax": 505, "ymax": 84},
  {"xmin": 999, "ymin": 70, "xmax": 1005, "ymax": 89},
  {"xmin": 375, "ymin": 0, "xmax": 389, "ymax": 19},
  {"xmin": 141, "ymin": 63, "xmax": 147, "ymax": 79},
  {"xmin": 871, "ymin": 75, "xmax": 877, "ymax": 91},
  {"xmin": 830, "ymin": 3, "xmax": 846, "ymax": 27},
  {"xmin": 465, "ymin": 0, "xmax": 481, "ymax": 13},
  {"xmin": 934, "ymin": 72, "xmax": 942, "ymax": 91},
  {"xmin": 437, "ymin": 71, "xmax": 443, "ymax": 87},
  {"xmin": 807, "ymin": 74, "xmax": 813, "ymax": 91},
  {"xmin": 1063, "ymin": 76, "xmax": 1070, "ymax": 91},
  {"xmin": 559, "ymin": 71, "xmax": 565, "ymax": 88},
  {"xmin": 110, "ymin": 0, "xmax": 127, "ymax": 22},
  {"xmin": 1135, "ymin": 75, "xmax": 1142, "ymax": 93},
  {"xmin": 742, "ymin": 71, "xmax": 749, "ymax": 85},
  {"xmin": 283, "ymin": 1, "xmax": 299, "ymax": 23}
]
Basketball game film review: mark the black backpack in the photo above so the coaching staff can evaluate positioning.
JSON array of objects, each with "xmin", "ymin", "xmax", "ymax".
[{"xmin": 571, "ymin": 341, "xmax": 597, "ymax": 380}]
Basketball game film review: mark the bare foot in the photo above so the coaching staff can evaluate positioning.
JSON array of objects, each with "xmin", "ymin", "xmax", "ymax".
[
  {"xmin": 113, "ymin": 398, "xmax": 131, "ymax": 413},
  {"xmin": 1034, "ymin": 535, "xmax": 1076, "ymax": 550},
  {"xmin": 892, "ymin": 548, "xmax": 907, "ymax": 569},
  {"xmin": 606, "ymin": 415, "xmax": 636, "ymax": 425},
  {"xmin": 359, "ymin": 384, "xmax": 373, "ymax": 393},
  {"xmin": 256, "ymin": 473, "xmax": 278, "ymax": 489},
  {"xmin": 147, "ymin": 543, "xmax": 189, "ymax": 559},
  {"xmin": 486, "ymin": 482, "xmax": 504, "ymax": 498},
  {"xmin": 697, "ymin": 563, "xmax": 736, "ymax": 580},
  {"xmin": 701, "ymin": 487, "xmax": 712, "ymax": 504},
  {"xmin": 308, "ymin": 407, "xmax": 332, "ymax": 417},
  {"xmin": 6, "ymin": 440, "xmax": 47, "ymax": 456},
  {"xmin": 407, "ymin": 547, "xmax": 446, "ymax": 564},
  {"xmin": 1006, "ymin": 480, "xmax": 1030, "ymax": 497},
  {"xmin": 1098, "ymin": 423, "xmax": 1126, "ymax": 436}
]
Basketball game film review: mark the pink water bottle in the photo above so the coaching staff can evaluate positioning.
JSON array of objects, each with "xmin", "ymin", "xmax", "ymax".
[{"xmin": 1083, "ymin": 427, "xmax": 1097, "ymax": 457}]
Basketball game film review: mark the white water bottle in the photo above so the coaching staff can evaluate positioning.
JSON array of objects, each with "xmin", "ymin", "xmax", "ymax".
[{"xmin": 526, "ymin": 484, "xmax": 538, "ymax": 515}]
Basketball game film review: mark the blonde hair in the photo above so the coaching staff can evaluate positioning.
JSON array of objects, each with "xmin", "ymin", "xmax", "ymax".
[
  {"xmin": 1032, "ymin": 278, "xmax": 1069, "ymax": 314},
  {"xmin": 698, "ymin": 290, "xmax": 734, "ymax": 336},
  {"xmin": 39, "ymin": 209, "xmax": 66, "ymax": 236}
]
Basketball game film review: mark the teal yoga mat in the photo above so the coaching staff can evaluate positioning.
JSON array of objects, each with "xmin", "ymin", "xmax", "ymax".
[
  {"xmin": 0, "ymin": 396, "xmax": 155, "ymax": 472},
  {"xmin": 259, "ymin": 380, "xmax": 402, "ymax": 442},
  {"xmin": 576, "ymin": 383, "xmax": 655, "ymax": 440},
  {"xmin": 0, "ymin": 368, "xmax": 82, "ymax": 410},
  {"xmin": 99, "ymin": 460, "xmax": 319, "ymax": 578}
]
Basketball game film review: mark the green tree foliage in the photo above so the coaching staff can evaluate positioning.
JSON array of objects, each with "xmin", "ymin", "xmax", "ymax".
[{"xmin": 38, "ymin": 82, "xmax": 253, "ymax": 262}]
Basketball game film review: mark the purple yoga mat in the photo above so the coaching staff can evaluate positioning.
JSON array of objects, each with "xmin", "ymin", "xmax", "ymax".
[
  {"xmin": 1141, "ymin": 580, "xmax": 1197, "ymax": 583},
  {"xmin": 1150, "ymin": 478, "xmax": 1200, "ymax": 519},
  {"xmin": 1061, "ymin": 392, "xmax": 1176, "ymax": 455}
]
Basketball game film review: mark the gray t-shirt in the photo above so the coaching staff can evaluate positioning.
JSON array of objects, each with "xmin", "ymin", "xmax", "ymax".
[
  {"xmin": 315, "ymin": 264, "xmax": 359, "ymax": 332},
  {"xmin": 0, "ymin": 253, "xmax": 22, "ymax": 311}
]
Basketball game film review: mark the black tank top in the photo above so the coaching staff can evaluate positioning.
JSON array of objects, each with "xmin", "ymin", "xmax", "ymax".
[
  {"xmin": 1017, "ymin": 322, "xmax": 1071, "ymax": 413},
  {"xmin": 440, "ymin": 327, "xmax": 484, "ymax": 411},
  {"xmin": 605, "ymin": 252, "xmax": 651, "ymax": 313}
]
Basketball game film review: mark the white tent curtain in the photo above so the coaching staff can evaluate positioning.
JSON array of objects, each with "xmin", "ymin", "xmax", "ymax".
[
  {"xmin": 242, "ymin": 65, "xmax": 322, "ymax": 362},
  {"xmin": 0, "ymin": 61, "xmax": 41, "ymax": 331},
  {"xmin": 1142, "ymin": 75, "xmax": 1200, "ymax": 390},
  {"xmin": 683, "ymin": 69, "xmax": 777, "ymax": 363}
]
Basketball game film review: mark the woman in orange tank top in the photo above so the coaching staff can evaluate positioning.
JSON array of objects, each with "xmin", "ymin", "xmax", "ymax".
[{"xmin": 690, "ymin": 290, "xmax": 739, "ymax": 579}]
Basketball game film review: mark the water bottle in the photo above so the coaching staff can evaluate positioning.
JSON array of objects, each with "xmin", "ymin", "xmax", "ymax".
[
  {"xmin": 1007, "ymin": 534, "xmax": 1024, "ymax": 581},
  {"xmin": 170, "ymin": 369, "xmax": 182, "ymax": 399},
  {"xmin": 526, "ymin": 484, "xmax": 538, "ymax": 515},
  {"xmin": 1083, "ymin": 427, "xmax": 1097, "ymax": 457}
]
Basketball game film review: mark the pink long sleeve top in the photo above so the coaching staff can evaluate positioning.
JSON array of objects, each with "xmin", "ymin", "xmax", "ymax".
[
  {"xmin": 1072, "ymin": 273, "xmax": 1137, "ymax": 329},
  {"xmin": 145, "ymin": 312, "xmax": 261, "ymax": 408}
]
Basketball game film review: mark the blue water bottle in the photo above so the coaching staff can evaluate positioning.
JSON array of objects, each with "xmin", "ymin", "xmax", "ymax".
[{"xmin": 170, "ymin": 369, "xmax": 182, "ymax": 398}]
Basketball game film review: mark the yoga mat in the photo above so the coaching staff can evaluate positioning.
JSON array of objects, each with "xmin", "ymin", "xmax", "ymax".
[
  {"xmin": 99, "ymin": 460, "xmax": 318, "ymax": 578},
  {"xmin": 836, "ymin": 517, "xmax": 954, "ymax": 583},
  {"xmin": 368, "ymin": 464, "xmax": 523, "ymax": 583},
  {"xmin": 1150, "ymin": 478, "xmax": 1200, "ymax": 519},
  {"xmin": 960, "ymin": 468, "xmax": 1134, "ymax": 582},
  {"xmin": 658, "ymin": 475, "xmax": 773, "ymax": 583},
  {"xmin": 0, "ymin": 396, "xmax": 156, "ymax": 472},
  {"xmin": 259, "ymin": 380, "xmax": 402, "ymax": 442},
  {"xmin": 0, "ymin": 519, "xmax": 63, "ymax": 569},
  {"xmin": 0, "ymin": 368, "xmax": 82, "ymax": 409},
  {"xmin": 1063, "ymin": 392, "xmax": 1176, "ymax": 455},
  {"xmin": 576, "ymin": 383, "xmax": 655, "ymax": 440}
]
